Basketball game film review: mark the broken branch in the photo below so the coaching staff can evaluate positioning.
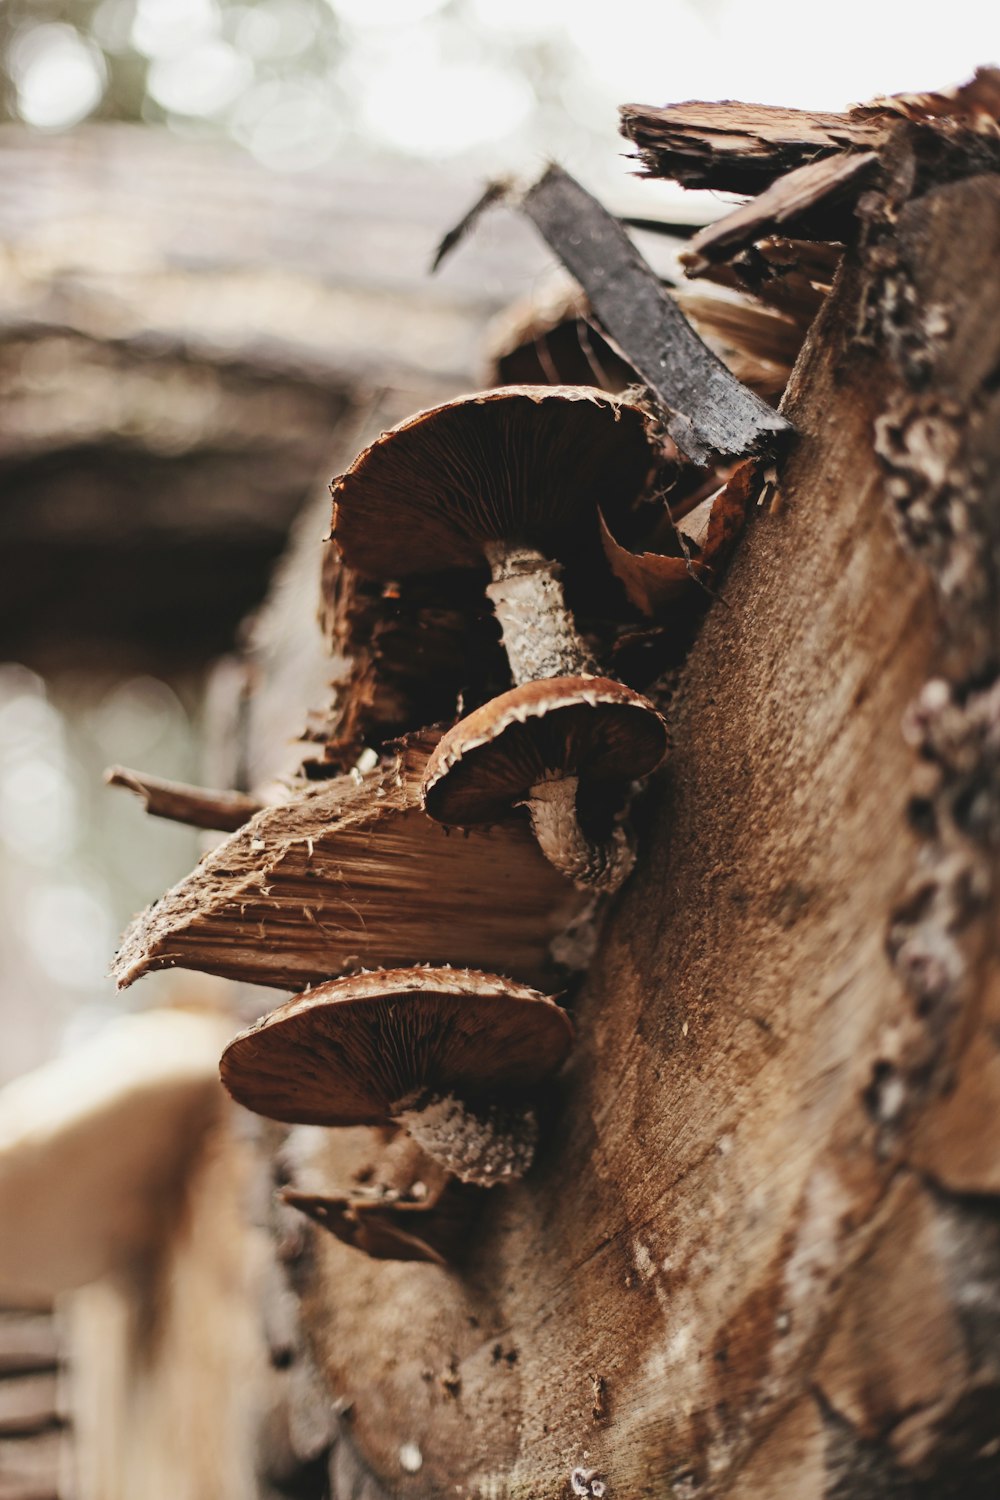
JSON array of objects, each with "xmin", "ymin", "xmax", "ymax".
[{"xmin": 105, "ymin": 765, "xmax": 263, "ymax": 832}]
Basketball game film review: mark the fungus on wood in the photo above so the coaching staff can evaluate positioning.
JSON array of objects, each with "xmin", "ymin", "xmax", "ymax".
[
  {"xmin": 331, "ymin": 386, "xmax": 669, "ymax": 888},
  {"xmin": 422, "ymin": 677, "xmax": 667, "ymax": 892},
  {"xmin": 331, "ymin": 384, "xmax": 654, "ymax": 684},
  {"xmin": 220, "ymin": 968, "xmax": 573, "ymax": 1186}
]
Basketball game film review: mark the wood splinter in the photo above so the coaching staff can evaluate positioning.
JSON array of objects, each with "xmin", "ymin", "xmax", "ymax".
[{"xmin": 105, "ymin": 765, "xmax": 263, "ymax": 832}]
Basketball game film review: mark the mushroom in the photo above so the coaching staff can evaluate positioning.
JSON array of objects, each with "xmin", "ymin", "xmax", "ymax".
[
  {"xmin": 220, "ymin": 967, "xmax": 573, "ymax": 1187},
  {"xmin": 331, "ymin": 386, "xmax": 667, "ymax": 888},
  {"xmin": 422, "ymin": 678, "xmax": 667, "ymax": 892},
  {"xmin": 330, "ymin": 385, "xmax": 654, "ymax": 690}
]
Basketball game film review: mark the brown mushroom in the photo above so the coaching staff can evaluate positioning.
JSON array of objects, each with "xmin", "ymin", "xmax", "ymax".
[
  {"xmin": 220, "ymin": 967, "xmax": 573, "ymax": 1187},
  {"xmin": 422, "ymin": 678, "xmax": 667, "ymax": 893},
  {"xmin": 331, "ymin": 388, "xmax": 667, "ymax": 889},
  {"xmin": 330, "ymin": 385, "xmax": 654, "ymax": 688}
]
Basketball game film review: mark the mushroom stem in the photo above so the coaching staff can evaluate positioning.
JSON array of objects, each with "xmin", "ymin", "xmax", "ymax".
[
  {"xmin": 525, "ymin": 776, "xmax": 635, "ymax": 894},
  {"xmin": 484, "ymin": 543, "xmax": 596, "ymax": 684},
  {"xmin": 394, "ymin": 1093, "xmax": 539, "ymax": 1187}
]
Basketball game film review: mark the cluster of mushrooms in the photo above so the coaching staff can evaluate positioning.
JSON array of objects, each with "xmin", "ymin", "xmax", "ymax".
[
  {"xmin": 113, "ymin": 380, "xmax": 715, "ymax": 1260},
  {"xmin": 217, "ymin": 384, "xmax": 671, "ymax": 1249}
]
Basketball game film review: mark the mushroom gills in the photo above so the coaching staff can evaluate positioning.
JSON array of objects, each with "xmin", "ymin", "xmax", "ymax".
[
  {"xmin": 484, "ymin": 542, "xmax": 595, "ymax": 685},
  {"xmin": 422, "ymin": 682, "xmax": 664, "ymax": 895},
  {"xmin": 524, "ymin": 775, "xmax": 636, "ymax": 894},
  {"xmin": 395, "ymin": 1092, "xmax": 539, "ymax": 1187},
  {"xmin": 219, "ymin": 968, "xmax": 574, "ymax": 1191}
]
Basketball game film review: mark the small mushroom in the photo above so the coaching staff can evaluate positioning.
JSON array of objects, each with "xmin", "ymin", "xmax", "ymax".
[
  {"xmin": 422, "ymin": 678, "xmax": 667, "ymax": 893},
  {"xmin": 330, "ymin": 385, "xmax": 654, "ymax": 689},
  {"xmin": 220, "ymin": 968, "xmax": 573, "ymax": 1187}
]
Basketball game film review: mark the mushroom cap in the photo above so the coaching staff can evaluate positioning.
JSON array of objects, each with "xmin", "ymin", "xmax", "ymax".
[
  {"xmin": 422, "ymin": 677, "xmax": 668, "ymax": 826},
  {"xmin": 220, "ymin": 967, "xmax": 573, "ymax": 1127},
  {"xmin": 331, "ymin": 385, "xmax": 653, "ymax": 578}
]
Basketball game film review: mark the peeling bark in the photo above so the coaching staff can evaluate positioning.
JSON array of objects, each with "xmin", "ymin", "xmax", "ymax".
[
  {"xmin": 113, "ymin": 733, "xmax": 586, "ymax": 996},
  {"xmin": 619, "ymin": 98, "xmax": 880, "ymax": 192},
  {"xmin": 115, "ymin": 112, "xmax": 1000, "ymax": 1499},
  {"xmin": 519, "ymin": 166, "xmax": 792, "ymax": 463}
]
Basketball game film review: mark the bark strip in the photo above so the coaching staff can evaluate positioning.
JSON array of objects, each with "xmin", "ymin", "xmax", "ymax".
[
  {"xmin": 618, "ymin": 98, "xmax": 879, "ymax": 191},
  {"xmin": 520, "ymin": 165, "xmax": 793, "ymax": 463},
  {"xmin": 683, "ymin": 151, "xmax": 879, "ymax": 275}
]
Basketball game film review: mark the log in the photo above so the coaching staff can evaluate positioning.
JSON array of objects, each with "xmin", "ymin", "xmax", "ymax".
[
  {"xmin": 265, "ymin": 166, "xmax": 1000, "ymax": 1496},
  {"xmin": 105, "ymin": 118, "xmax": 1000, "ymax": 1497}
]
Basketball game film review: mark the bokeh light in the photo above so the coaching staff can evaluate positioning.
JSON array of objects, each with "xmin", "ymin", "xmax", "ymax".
[
  {"xmin": 9, "ymin": 22, "xmax": 107, "ymax": 128},
  {"xmin": 0, "ymin": 0, "xmax": 994, "ymax": 194}
]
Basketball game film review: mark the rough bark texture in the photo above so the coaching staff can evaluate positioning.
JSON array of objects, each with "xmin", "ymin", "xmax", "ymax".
[
  {"xmin": 618, "ymin": 99, "xmax": 880, "ymax": 191},
  {"xmin": 113, "ymin": 731, "xmax": 586, "ymax": 996},
  {"xmin": 247, "ymin": 171, "xmax": 1000, "ymax": 1498},
  {"xmin": 682, "ymin": 151, "xmax": 879, "ymax": 273},
  {"xmin": 619, "ymin": 72, "xmax": 1000, "ymax": 193}
]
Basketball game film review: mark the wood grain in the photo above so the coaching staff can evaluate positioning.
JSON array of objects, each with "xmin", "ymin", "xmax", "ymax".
[{"xmin": 283, "ymin": 176, "xmax": 1000, "ymax": 1498}]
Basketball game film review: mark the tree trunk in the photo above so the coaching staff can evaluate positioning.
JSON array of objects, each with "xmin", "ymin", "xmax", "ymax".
[{"xmin": 218, "ymin": 172, "xmax": 1000, "ymax": 1497}]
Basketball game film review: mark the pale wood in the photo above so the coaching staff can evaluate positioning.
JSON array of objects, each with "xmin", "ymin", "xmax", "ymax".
[{"xmin": 92, "ymin": 135, "xmax": 1000, "ymax": 1497}]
